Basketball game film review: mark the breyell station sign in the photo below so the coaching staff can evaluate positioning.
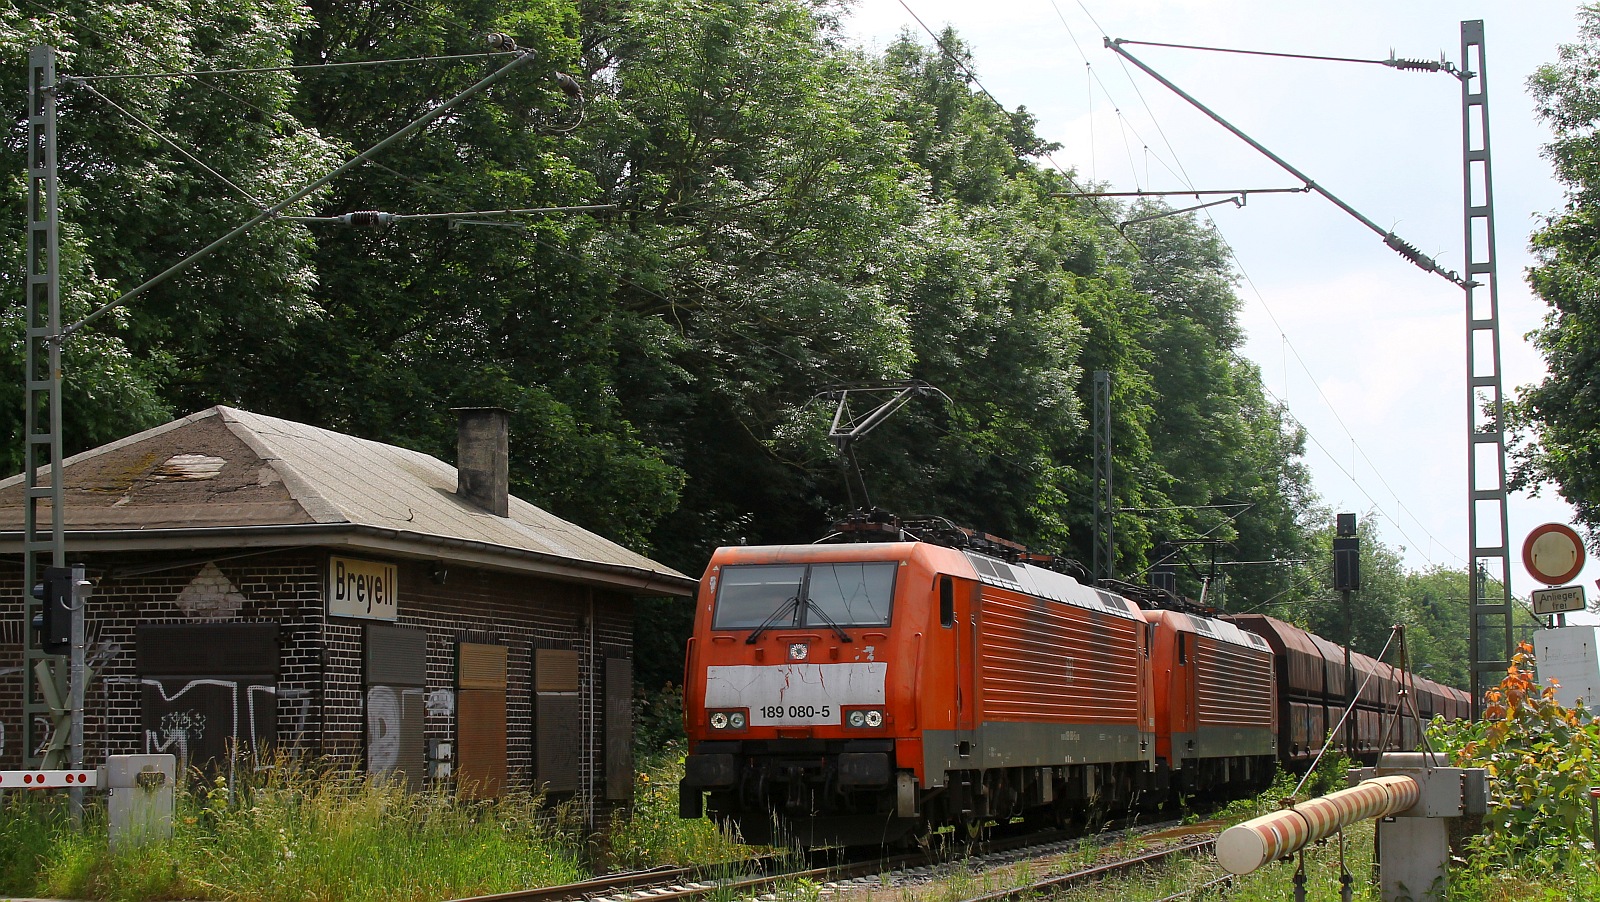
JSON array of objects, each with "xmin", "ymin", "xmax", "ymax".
[{"xmin": 328, "ymin": 555, "xmax": 399, "ymax": 621}]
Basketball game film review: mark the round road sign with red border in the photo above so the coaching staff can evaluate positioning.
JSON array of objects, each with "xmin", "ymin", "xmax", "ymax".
[{"xmin": 1523, "ymin": 523, "xmax": 1586, "ymax": 586}]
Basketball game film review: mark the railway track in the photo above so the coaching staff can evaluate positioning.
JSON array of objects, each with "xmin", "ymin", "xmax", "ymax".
[
  {"xmin": 952, "ymin": 839, "xmax": 1216, "ymax": 902},
  {"xmin": 448, "ymin": 821, "xmax": 1216, "ymax": 902}
]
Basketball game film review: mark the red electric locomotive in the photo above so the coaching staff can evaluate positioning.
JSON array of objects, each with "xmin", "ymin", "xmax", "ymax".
[
  {"xmin": 679, "ymin": 539, "xmax": 1154, "ymax": 846},
  {"xmin": 679, "ymin": 532, "xmax": 1470, "ymax": 846},
  {"xmin": 1141, "ymin": 609, "xmax": 1277, "ymax": 800}
]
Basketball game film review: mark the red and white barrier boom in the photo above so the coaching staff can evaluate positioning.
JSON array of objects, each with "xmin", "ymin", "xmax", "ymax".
[
  {"xmin": 1216, "ymin": 753, "xmax": 1489, "ymax": 902},
  {"xmin": 0, "ymin": 769, "xmax": 98, "ymax": 789},
  {"xmin": 1216, "ymin": 775, "xmax": 1419, "ymax": 874}
]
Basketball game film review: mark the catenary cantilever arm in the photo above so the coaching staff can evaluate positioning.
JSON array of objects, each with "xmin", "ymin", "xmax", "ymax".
[{"xmin": 1105, "ymin": 37, "xmax": 1463, "ymax": 287}]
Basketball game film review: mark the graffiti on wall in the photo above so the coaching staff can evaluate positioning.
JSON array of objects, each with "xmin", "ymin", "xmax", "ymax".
[
  {"xmin": 366, "ymin": 685, "xmax": 426, "ymax": 771},
  {"xmin": 110, "ymin": 676, "xmax": 278, "ymax": 773}
]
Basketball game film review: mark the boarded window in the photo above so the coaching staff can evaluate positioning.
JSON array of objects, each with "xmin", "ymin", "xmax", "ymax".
[
  {"xmin": 366, "ymin": 624, "xmax": 427, "ymax": 791},
  {"xmin": 457, "ymin": 642, "xmax": 507, "ymax": 799},
  {"xmin": 605, "ymin": 656, "xmax": 633, "ymax": 800},
  {"xmin": 136, "ymin": 623, "xmax": 278, "ymax": 774},
  {"xmin": 534, "ymin": 646, "xmax": 580, "ymax": 793}
]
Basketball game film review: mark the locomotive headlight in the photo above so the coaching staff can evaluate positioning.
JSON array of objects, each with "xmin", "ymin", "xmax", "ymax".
[
  {"xmin": 710, "ymin": 712, "xmax": 729, "ymax": 730},
  {"xmin": 864, "ymin": 709, "xmax": 883, "ymax": 727},
  {"xmin": 847, "ymin": 710, "xmax": 866, "ymax": 728},
  {"xmin": 728, "ymin": 711, "xmax": 746, "ymax": 729}
]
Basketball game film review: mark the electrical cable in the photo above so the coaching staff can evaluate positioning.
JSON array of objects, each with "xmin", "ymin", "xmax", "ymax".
[
  {"xmin": 68, "ymin": 50, "xmax": 524, "ymax": 80},
  {"xmin": 1114, "ymin": 38, "xmax": 1458, "ymax": 75},
  {"xmin": 893, "ymin": 0, "xmax": 1142, "ymax": 259},
  {"xmin": 69, "ymin": 80, "xmax": 266, "ymax": 207},
  {"xmin": 1048, "ymin": 0, "xmax": 1195, "ymax": 195},
  {"xmin": 1052, "ymin": 0, "xmax": 1468, "ymax": 567}
]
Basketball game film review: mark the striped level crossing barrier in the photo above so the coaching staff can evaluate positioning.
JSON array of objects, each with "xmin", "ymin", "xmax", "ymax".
[{"xmin": 0, "ymin": 769, "xmax": 98, "ymax": 789}]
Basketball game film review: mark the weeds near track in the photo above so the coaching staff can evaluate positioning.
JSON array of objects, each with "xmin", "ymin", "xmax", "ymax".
[{"xmin": 0, "ymin": 756, "xmax": 586, "ymax": 902}]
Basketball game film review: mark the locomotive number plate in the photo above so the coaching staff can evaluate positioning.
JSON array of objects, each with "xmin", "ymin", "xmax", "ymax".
[{"xmin": 705, "ymin": 662, "xmax": 887, "ymax": 726}]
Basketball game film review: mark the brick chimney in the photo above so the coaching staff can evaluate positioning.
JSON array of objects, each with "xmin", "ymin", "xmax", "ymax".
[{"xmin": 454, "ymin": 407, "xmax": 510, "ymax": 516}]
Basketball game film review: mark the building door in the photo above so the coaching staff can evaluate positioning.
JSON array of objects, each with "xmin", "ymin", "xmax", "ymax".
[
  {"xmin": 366, "ymin": 623, "xmax": 427, "ymax": 790},
  {"xmin": 457, "ymin": 642, "xmax": 507, "ymax": 799},
  {"xmin": 135, "ymin": 623, "xmax": 278, "ymax": 775},
  {"xmin": 533, "ymin": 646, "xmax": 579, "ymax": 793}
]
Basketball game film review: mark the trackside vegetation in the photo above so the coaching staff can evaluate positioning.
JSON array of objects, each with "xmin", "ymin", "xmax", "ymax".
[{"xmin": 0, "ymin": 761, "xmax": 591, "ymax": 902}]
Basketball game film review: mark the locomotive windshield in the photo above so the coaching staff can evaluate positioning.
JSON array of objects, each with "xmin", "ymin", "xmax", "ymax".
[{"xmin": 713, "ymin": 562, "xmax": 896, "ymax": 629}]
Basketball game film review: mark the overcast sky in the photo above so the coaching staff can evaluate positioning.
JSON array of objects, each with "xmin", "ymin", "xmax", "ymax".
[{"xmin": 842, "ymin": 0, "xmax": 1598, "ymax": 618}]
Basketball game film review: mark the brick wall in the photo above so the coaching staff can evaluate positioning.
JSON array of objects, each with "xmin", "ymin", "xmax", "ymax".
[{"xmin": 0, "ymin": 546, "xmax": 637, "ymax": 825}]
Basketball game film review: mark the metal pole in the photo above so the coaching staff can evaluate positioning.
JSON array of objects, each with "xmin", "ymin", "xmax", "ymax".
[
  {"xmin": 1345, "ymin": 590, "xmax": 1355, "ymax": 756},
  {"xmin": 1093, "ymin": 371, "xmax": 1114, "ymax": 580},
  {"xmin": 67, "ymin": 563, "xmax": 85, "ymax": 819},
  {"xmin": 1460, "ymin": 20, "xmax": 1514, "ymax": 719},
  {"xmin": 22, "ymin": 45, "xmax": 67, "ymax": 770},
  {"xmin": 1105, "ymin": 38, "xmax": 1461, "ymax": 285}
]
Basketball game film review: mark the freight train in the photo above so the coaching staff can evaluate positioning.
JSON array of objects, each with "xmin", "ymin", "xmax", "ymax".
[{"xmin": 677, "ymin": 521, "xmax": 1469, "ymax": 846}]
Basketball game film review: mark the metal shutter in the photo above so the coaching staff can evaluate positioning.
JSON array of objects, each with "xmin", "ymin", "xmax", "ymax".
[
  {"xmin": 365, "ymin": 624, "xmax": 427, "ymax": 791},
  {"xmin": 605, "ymin": 656, "xmax": 633, "ymax": 800},
  {"xmin": 536, "ymin": 648, "xmax": 580, "ymax": 692},
  {"xmin": 135, "ymin": 623, "xmax": 278, "ymax": 774},
  {"xmin": 533, "ymin": 646, "xmax": 581, "ymax": 793},
  {"xmin": 534, "ymin": 694, "xmax": 581, "ymax": 792},
  {"xmin": 459, "ymin": 642, "xmax": 508, "ymax": 689},
  {"xmin": 456, "ymin": 642, "xmax": 507, "ymax": 799}
]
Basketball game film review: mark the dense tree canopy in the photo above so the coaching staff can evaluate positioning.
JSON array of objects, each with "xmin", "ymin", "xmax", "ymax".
[
  {"xmin": 1512, "ymin": 3, "xmax": 1600, "ymax": 542},
  {"xmin": 5, "ymin": 0, "xmax": 1470, "ymax": 690}
]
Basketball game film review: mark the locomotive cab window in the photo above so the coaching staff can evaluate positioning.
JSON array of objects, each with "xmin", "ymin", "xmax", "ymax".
[
  {"xmin": 713, "ymin": 562, "xmax": 896, "ymax": 630},
  {"xmin": 938, "ymin": 576, "xmax": 955, "ymax": 627}
]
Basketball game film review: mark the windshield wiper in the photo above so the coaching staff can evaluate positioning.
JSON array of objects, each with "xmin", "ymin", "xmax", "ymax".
[
  {"xmin": 745, "ymin": 596, "xmax": 800, "ymax": 644},
  {"xmin": 805, "ymin": 600, "xmax": 854, "ymax": 643}
]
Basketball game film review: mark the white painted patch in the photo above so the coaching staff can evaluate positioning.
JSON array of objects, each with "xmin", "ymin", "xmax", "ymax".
[
  {"xmin": 174, "ymin": 562, "xmax": 248, "ymax": 619},
  {"xmin": 151, "ymin": 454, "xmax": 226, "ymax": 480},
  {"xmin": 705, "ymin": 663, "xmax": 887, "ymax": 726}
]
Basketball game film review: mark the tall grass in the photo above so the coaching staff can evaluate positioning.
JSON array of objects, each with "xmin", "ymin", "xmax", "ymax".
[
  {"xmin": 1, "ymin": 758, "xmax": 587, "ymax": 902},
  {"xmin": 603, "ymin": 746, "xmax": 754, "ymax": 870}
]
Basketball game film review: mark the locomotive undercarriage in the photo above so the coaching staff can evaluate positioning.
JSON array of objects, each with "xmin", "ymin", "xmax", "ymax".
[{"xmin": 684, "ymin": 741, "xmax": 1214, "ymax": 847}]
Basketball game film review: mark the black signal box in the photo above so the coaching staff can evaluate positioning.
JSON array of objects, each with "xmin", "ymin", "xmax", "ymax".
[
  {"xmin": 1333, "ymin": 536, "xmax": 1360, "ymax": 591},
  {"xmin": 30, "ymin": 565, "xmax": 72, "ymax": 655}
]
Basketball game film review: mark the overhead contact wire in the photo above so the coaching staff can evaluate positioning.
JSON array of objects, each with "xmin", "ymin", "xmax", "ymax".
[{"xmin": 1059, "ymin": 0, "xmax": 1464, "ymax": 565}]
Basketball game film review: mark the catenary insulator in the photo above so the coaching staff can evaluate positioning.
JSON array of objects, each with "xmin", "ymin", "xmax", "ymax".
[
  {"xmin": 341, "ymin": 211, "xmax": 393, "ymax": 227},
  {"xmin": 1385, "ymin": 57, "xmax": 1443, "ymax": 71}
]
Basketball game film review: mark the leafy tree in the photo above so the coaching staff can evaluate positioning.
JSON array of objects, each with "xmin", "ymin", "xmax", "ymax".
[
  {"xmin": 0, "ymin": 0, "xmax": 337, "ymax": 471},
  {"xmin": 1510, "ymin": 3, "xmax": 1600, "ymax": 542}
]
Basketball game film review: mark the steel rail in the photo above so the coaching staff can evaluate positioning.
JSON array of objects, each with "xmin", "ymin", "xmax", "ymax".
[
  {"xmin": 953, "ymin": 838, "xmax": 1216, "ymax": 902},
  {"xmin": 444, "ymin": 827, "xmax": 1090, "ymax": 902}
]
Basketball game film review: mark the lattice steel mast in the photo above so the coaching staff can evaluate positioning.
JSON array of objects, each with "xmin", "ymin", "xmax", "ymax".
[
  {"xmin": 23, "ymin": 45, "xmax": 68, "ymax": 769},
  {"xmin": 1460, "ymin": 21, "xmax": 1514, "ymax": 716},
  {"xmin": 1093, "ymin": 370, "xmax": 1114, "ymax": 580}
]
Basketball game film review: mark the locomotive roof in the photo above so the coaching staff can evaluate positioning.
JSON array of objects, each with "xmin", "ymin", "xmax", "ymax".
[
  {"xmin": 1161, "ymin": 609, "xmax": 1272, "ymax": 653},
  {"xmin": 707, "ymin": 541, "xmax": 1144, "ymax": 622},
  {"xmin": 961, "ymin": 550, "xmax": 1146, "ymax": 622}
]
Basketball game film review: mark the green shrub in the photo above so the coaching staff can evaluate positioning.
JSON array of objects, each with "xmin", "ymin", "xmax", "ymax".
[{"xmin": 1430, "ymin": 642, "xmax": 1600, "ymax": 869}]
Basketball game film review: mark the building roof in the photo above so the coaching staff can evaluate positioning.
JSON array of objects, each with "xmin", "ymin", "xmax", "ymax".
[{"xmin": 0, "ymin": 406, "xmax": 694, "ymax": 596}]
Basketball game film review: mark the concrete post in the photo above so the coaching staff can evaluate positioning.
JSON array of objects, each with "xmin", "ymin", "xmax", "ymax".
[
  {"xmin": 105, "ymin": 754, "xmax": 175, "ymax": 851},
  {"xmin": 1354, "ymin": 752, "xmax": 1490, "ymax": 902}
]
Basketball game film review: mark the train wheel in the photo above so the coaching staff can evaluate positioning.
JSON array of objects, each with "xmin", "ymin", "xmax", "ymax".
[{"xmin": 955, "ymin": 816, "xmax": 989, "ymax": 845}]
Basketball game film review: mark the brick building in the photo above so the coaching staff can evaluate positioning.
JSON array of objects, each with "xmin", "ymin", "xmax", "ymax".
[{"xmin": 0, "ymin": 406, "xmax": 694, "ymax": 823}]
